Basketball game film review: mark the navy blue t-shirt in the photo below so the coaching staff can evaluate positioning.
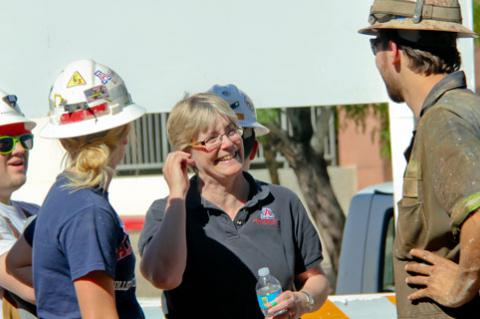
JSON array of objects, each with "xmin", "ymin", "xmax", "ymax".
[{"xmin": 33, "ymin": 175, "xmax": 144, "ymax": 319}]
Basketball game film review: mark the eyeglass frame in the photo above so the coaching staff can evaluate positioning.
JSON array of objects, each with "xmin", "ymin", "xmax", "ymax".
[
  {"xmin": 0, "ymin": 134, "xmax": 34, "ymax": 155},
  {"xmin": 189, "ymin": 124, "xmax": 244, "ymax": 152}
]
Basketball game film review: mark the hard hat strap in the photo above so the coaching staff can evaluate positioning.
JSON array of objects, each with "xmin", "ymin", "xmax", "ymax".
[
  {"xmin": 412, "ymin": 0, "xmax": 425, "ymax": 23},
  {"xmin": 370, "ymin": 0, "xmax": 462, "ymax": 24}
]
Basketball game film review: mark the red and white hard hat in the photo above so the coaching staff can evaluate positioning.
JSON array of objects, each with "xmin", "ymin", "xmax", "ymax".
[
  {"xmin": 0, "ymin": 90, "xmax": 36, "ymax": 130},
  {"xmin": 41, "ymin": 59, "xmax": 146, "ymax": 139}
]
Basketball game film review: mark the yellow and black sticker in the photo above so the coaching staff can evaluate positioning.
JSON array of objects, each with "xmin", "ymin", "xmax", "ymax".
[{"xmin": 67, "ymin": 71, "xmax": 87, "ymax": 88}]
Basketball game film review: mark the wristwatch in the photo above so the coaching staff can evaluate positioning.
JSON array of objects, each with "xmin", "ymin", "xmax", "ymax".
[{"xmin": 300, "ymin": 290, "xmax": 315, "ymax": 311}]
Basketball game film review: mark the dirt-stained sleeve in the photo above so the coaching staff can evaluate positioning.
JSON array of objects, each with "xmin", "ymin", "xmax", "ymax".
[{"xmin": 422, "ymin": 107, "xmax": 480, "ymax": 236}]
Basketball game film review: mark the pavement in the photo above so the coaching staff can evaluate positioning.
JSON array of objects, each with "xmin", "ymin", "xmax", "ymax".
[{"xmin": 139, "ymin": 298, "xmax": 165, "ymax": 318}]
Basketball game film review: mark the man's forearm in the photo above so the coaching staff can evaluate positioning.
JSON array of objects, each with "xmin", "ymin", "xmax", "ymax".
[{"xmin": 457, "ymin": 209, "xmax": 480, "ymax": 302}]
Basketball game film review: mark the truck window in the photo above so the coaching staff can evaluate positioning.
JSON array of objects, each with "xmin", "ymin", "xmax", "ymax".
[{"xmin": 381, "ymin": 208, "xmax": 395, "ymax": 292}]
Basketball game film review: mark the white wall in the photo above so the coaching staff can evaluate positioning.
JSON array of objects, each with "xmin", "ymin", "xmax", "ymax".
[
  {"xmin": 8, "ymin": 0, "xmax": 477, "ymax": 217},
  {"xmin": 1, "ymin": 0, "xmax": 395, "ymax": 117}
]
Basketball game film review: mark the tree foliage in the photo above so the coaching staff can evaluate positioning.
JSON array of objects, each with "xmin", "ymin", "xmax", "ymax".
[
  {"xmin": 257, "ymin": 104, "xmax": 390, "ymax": 285},
  {"xmin": 257, "ymin": 107, "xmax": 345, "ymax": 283},
  {"xmin": 475, "ymin": 0, "xmax": 480, "ymax": 46}
]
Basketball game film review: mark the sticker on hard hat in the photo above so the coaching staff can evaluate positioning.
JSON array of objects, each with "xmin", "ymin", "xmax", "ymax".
[
  {"xmin": 84, "ymin": 85, "xmax": 109, "ymax": 103},
  {"xmin": 60, "ymin": 103, "xmax": 108, "ymax": 124},
  {"xmin": 2, "ymin": 95, "xmax": 18, "ymax": 109},
  {"xmin": 94, "ymin": 70, "xmax": 113, "ymax": 85},
  {"xmin": 53, "ymin": 94, "xmax": 67, "ymax": 107},
  {"xmin": 67, "ymin": 71, "xmax": 87, "ymax": 88}
]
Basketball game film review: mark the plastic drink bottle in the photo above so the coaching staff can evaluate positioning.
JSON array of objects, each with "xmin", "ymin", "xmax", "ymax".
[{"xmin": 256, "ymin": 267, "xmax": 287, "ymax": 316}]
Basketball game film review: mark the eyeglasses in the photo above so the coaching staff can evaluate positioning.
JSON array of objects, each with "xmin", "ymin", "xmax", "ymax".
[
  {"xmin": 0, "ymin": 134, "xmax": 34, "ymax": 155},
  {"xmin": 370, "ymin": 37, "xmax": 384, "ymax": 55},
  {"xmin": 190, "ymin": 126, "xmax": 243, "ymax": 152}
]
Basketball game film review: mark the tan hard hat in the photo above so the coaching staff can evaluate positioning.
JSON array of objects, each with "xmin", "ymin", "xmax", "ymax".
[{"xmin": 358, "ymin": 0, "xmax": 476, "ymax": 38}]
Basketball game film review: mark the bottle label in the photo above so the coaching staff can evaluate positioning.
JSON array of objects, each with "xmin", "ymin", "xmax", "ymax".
[{"xmin": 257, "ymin": 288, "xmax": 282, "ymax": 310}]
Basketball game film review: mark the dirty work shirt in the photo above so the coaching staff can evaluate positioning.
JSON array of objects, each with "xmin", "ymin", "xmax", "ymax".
[
  {"xmin": 33, "ymin": 175, "xmax": 144, "ymax": 319},
  {"xmin": 394, "ymin": 71, "xmax": 480, "ymax": 319},
  {"xmin": 0, "ymin": 201, "xmax": 38, "ymax": 319},
  {"xmin": 139, "ymin": 172, "xmax": 323, "ymax": 319}
]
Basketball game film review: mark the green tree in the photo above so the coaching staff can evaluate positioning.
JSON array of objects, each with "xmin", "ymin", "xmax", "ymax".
[
  {"xmin": 475, "ymin": 0, "xmax": 480, "ymax": 45},
  {"xmin": 258, "ymin": 107, "xmax": 345, "ymax": 282}
]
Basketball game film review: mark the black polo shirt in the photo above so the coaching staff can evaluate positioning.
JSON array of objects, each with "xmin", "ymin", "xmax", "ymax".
[{"xmin": 139, "ymin": 172, "xmax": 322, "ymax": 319}]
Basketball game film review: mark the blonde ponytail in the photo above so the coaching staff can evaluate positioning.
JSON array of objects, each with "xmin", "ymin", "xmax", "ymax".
[{"xmin": 60, "ymin": 124, "xmax": 130, "ymax": 190}]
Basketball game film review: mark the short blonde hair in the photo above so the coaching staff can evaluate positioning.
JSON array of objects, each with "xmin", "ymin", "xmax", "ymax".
[
  {"xmin": 167, "ymin": 93, "xmax": 238, "ymax": 151},
  {"xmin": 60, "ymin": 124, "xmax": 130, "ymax": 190}
]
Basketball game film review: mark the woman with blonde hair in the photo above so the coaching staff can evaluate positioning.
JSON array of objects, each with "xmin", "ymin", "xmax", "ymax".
[
  {"xmin": 32, "ymin": 59, "xmax": 145, "ymax": 319},
  {"xmin": 139, "ymin": 93, "xmax": 330, "ymax": 319}
]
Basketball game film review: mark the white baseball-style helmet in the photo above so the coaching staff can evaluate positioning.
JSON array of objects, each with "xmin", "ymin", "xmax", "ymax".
[
  {"xmin": 41, "ymin": 59, "xmax": 146, "ymax": 139},
  {"xmin": 208, "ymin": 84, "xmax": 269, "ymax": 136},
  {"xmin": 0, "ymin": 90, "xmax": 36, "ymax": 130}
]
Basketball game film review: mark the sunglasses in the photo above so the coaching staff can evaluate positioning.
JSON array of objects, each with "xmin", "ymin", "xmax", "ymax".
[
  {"xmin": 369, "ymin": 37, "xmax": 383, "ymax": 55},
  {"xmin": 0, "ymin": 134, "xmax": 34, "ymax": 155}
]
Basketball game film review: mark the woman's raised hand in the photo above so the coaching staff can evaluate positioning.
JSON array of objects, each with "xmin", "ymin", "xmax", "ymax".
[{"xmin": 163, "ymin": 151, "xmax": 195, "ymax": 198}]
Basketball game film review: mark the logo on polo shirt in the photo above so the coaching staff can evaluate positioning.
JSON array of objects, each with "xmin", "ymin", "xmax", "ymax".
[
  {"xmin": 253, "ymin": 207, "xmax": 279, "ymax": 225},
  {"xmin": 261, "ymin": 208, "xmax": 274, "ymax": 220}
]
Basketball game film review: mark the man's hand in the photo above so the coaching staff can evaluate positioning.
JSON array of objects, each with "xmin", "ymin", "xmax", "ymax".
[{"xmin": 405, "ymin": 248, "xmax": 479, "ymax": 308}]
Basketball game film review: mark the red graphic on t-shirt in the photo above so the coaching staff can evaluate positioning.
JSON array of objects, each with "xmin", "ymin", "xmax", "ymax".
[{"xmin": 116, "ymin": 235, "xmax": 133, "ymax": 261}]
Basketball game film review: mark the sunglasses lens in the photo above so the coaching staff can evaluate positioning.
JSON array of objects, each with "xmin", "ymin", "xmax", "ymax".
[
  {"xmin": 0, "ymin": 137, "xmax": 14, "ymax": 154},
  {"xmin": 20, "ymin": 134, "xmax": 34, "ymax": 150}
]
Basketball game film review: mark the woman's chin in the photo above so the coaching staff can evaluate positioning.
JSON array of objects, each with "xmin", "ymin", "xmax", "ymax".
[{"xmin": 213, "ymin": 160, "xmax": 243, "ymax": 177}]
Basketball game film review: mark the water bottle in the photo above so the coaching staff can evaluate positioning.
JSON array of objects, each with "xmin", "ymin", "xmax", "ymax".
[{"xmin": 256, "ymin": 267, "xmax": 287, "ymax": 316}]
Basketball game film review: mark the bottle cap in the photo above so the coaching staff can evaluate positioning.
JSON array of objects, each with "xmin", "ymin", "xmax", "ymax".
[{"xmin": 258, "ymin": 267, "xmax": 270, "ymax": 277}]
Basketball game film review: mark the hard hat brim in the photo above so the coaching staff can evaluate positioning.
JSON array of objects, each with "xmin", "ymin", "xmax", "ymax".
[
  {"xmin": 0, "ymin": 116, "xmax": 36, "ymax": 131},
  {"xmin": 240, "ymin": 121, "xmax": 270, "ymax": 136},
  {"xmin": 358, "ymin": 19, "xmax": 477, "ymax": 38},
  {"xmin": 39, "ymin": 103, "xmax": 146, "ymax": 139}
]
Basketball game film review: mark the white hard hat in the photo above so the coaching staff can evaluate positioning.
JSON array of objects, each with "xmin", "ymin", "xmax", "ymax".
[
  {"xmin": 208, "ymin": 84, "xmax": 269, "ymax": 136},
  {"xmin": 41, "ymin": 59, "xmax": 146, "ymax": 139},
  {"xmin": 0, "ymin": 90, "xmax": 36, "ymax": 130}
]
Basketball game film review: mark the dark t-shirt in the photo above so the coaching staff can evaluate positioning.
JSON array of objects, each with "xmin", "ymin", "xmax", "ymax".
[
  {"xmin": 33, "ymin": 175, "xmax": 144, "ymax": 319},
  {"xmin": 138, "ymin": 172, "xmax": 323, "ymax": 319},
  {"xmin": 23, "ymin": 217, "xmax": 35, "ymax": 246}
]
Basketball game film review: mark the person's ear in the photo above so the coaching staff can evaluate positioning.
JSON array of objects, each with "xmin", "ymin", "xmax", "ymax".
[{"xmin": 388, "ymin": 40, "xmax": 402, "ymax": 65}]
